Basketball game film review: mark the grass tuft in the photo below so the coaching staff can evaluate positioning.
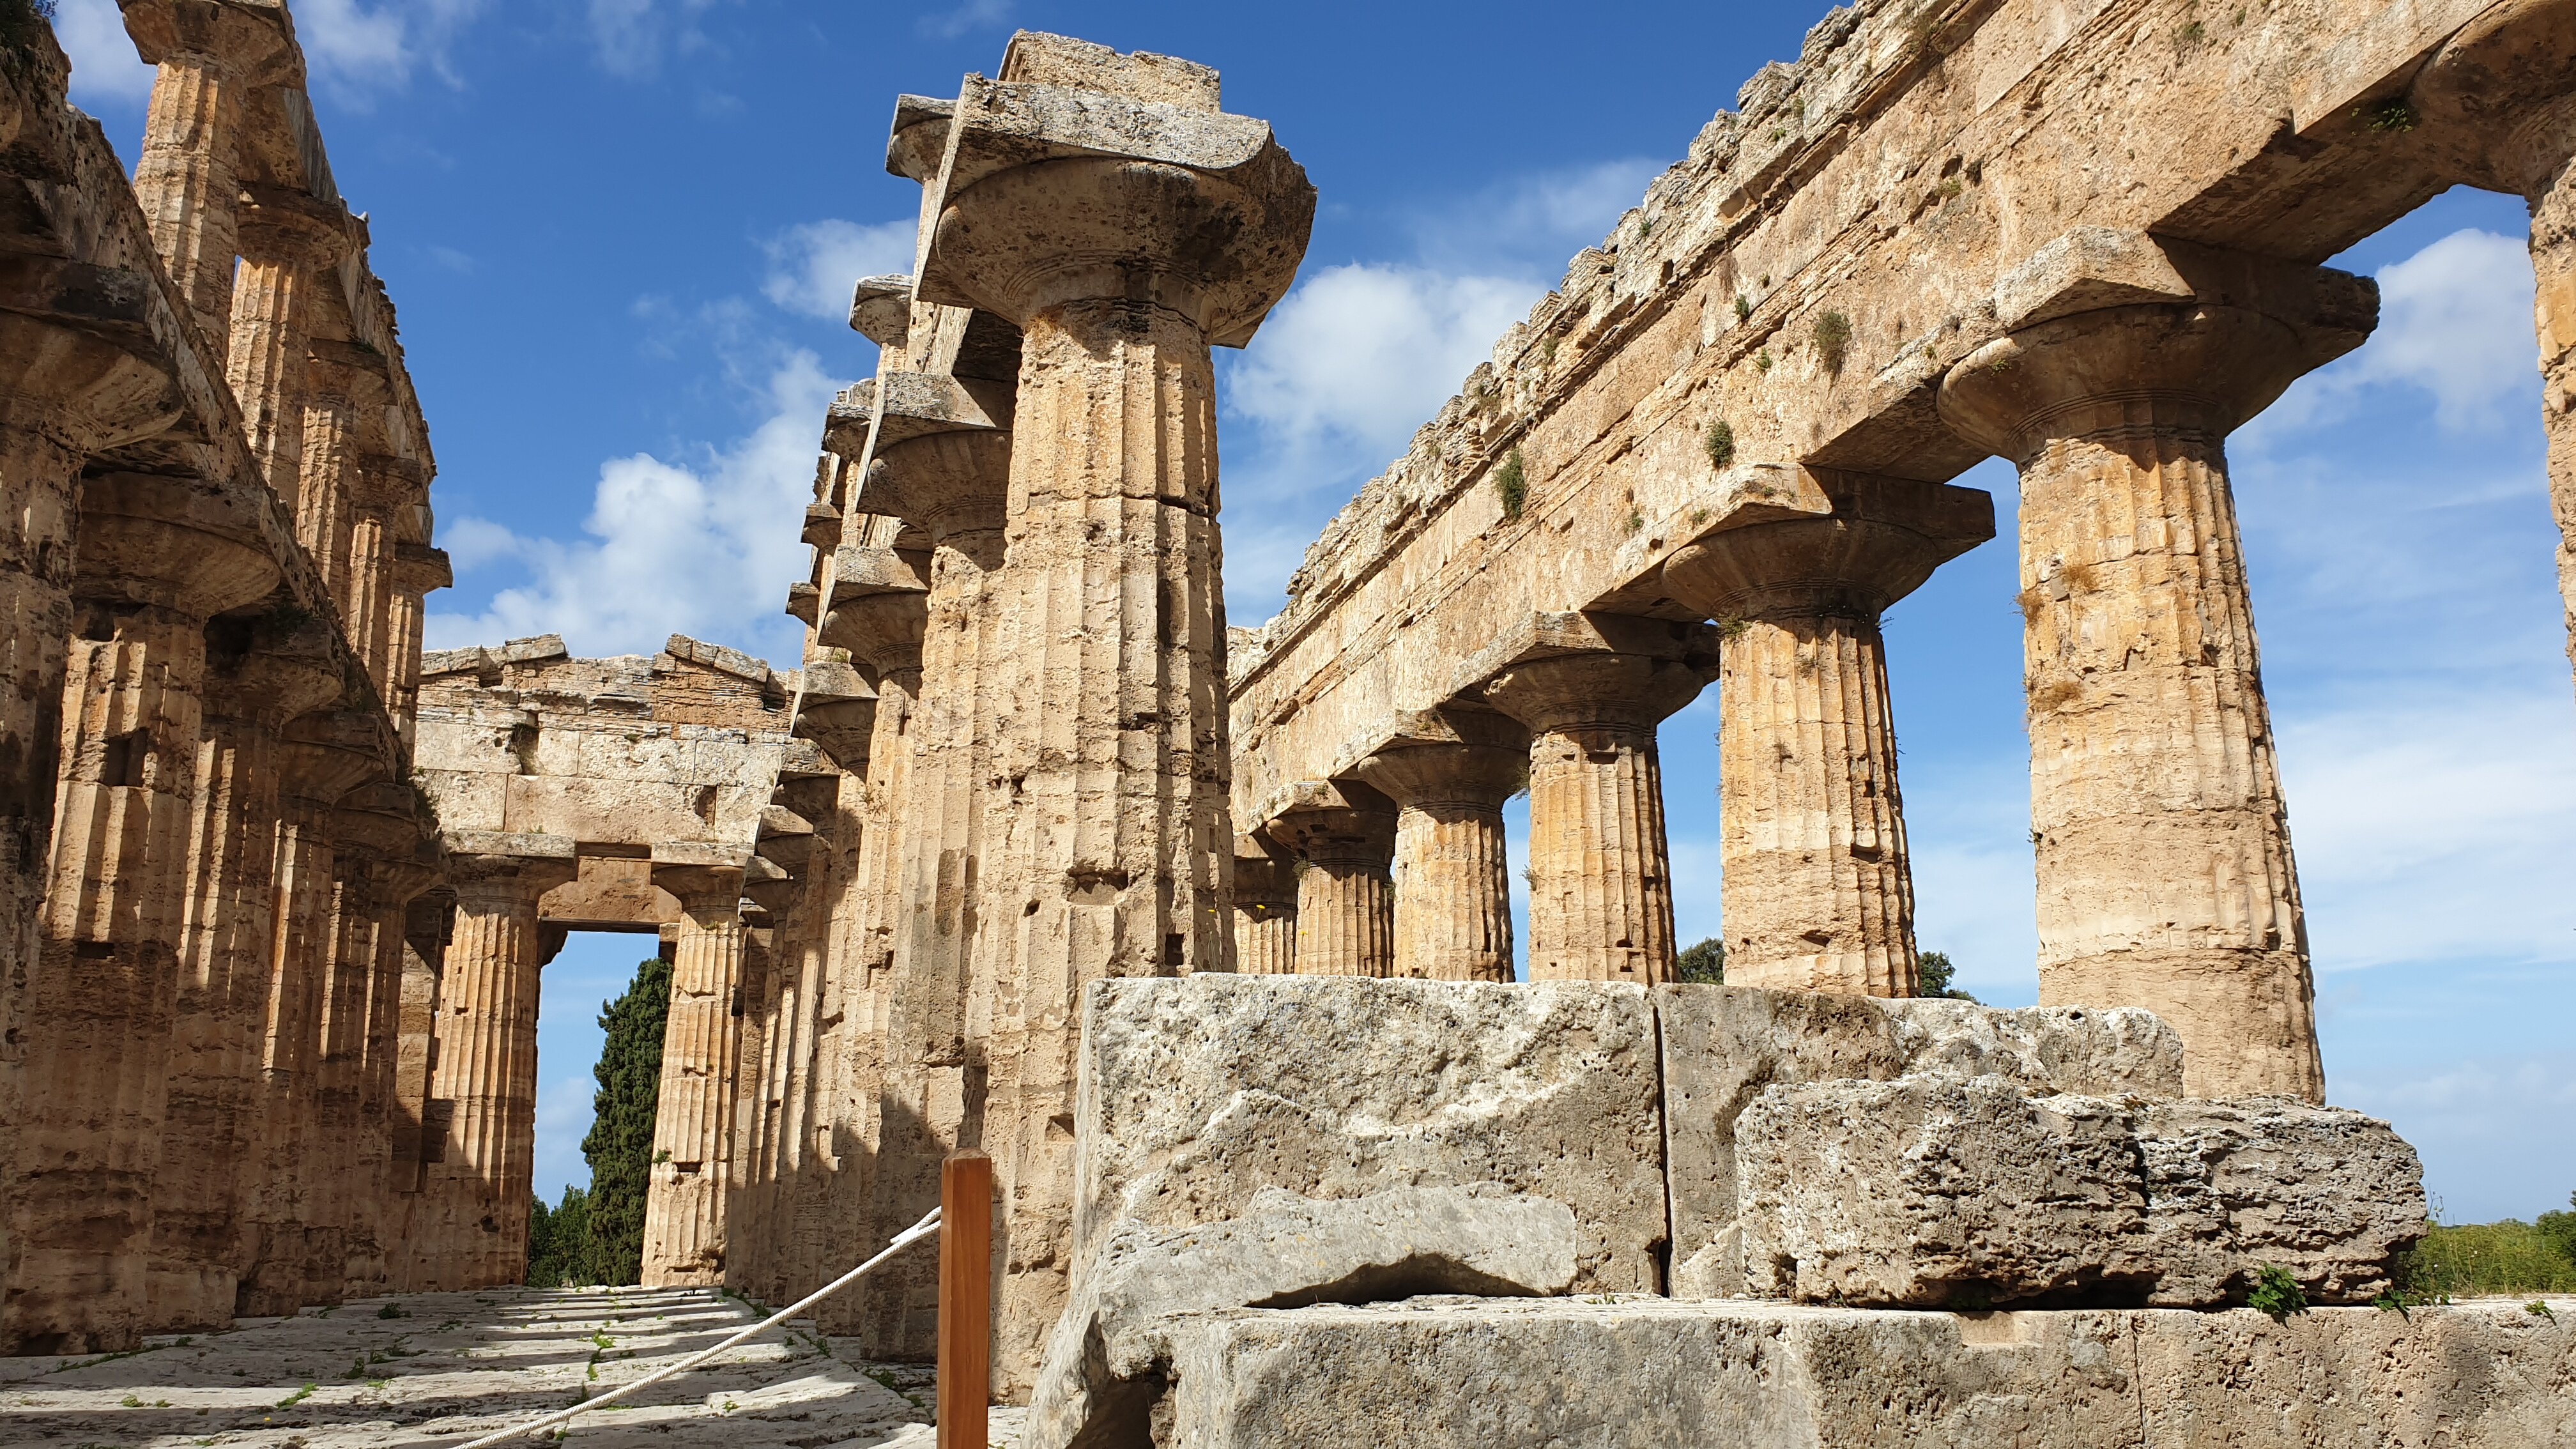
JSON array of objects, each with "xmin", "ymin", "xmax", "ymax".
[
  {"xmin": 1494, "ymin": 449, "xmax": 1528, "ymax": 523},
  {"xmin": 1814, "ymin": 310, "xmax": 1853, "ymax": 376}
]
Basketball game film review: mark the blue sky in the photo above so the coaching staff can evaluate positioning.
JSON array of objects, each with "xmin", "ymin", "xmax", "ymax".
[{"xmin": 54, "ymin": 1, "xmax": 2574, "ymax": 1225}]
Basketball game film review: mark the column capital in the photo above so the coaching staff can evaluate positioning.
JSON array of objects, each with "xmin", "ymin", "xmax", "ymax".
[
  {"xmin": 791, "ymin": 657, "xmax": 877, "ymax": 772},
  {"xmin": 1483, "ymin": 650, "xmax": 1710, "ymax": 737},
  {"xmin": 821, "ymin": 546, "xmax": 930, "ymax": 678},
  {"xmin": 278, "ymin": 712, "xmax": 387, "ymax": 809},
  {"xmin": 73, "ymin": 471, "xmax": 279, "ymax": 617},
  {"xmin": 390, "ymin": 543, "xmax": 454, "ymax": 597},
  {"xmin": 121, "ymin": 0, "xmax": 302, "ymax": 85},
  {"xmin": 911, "ymin": 34, "xmax": 1314, "ymax": 347},
  {"xmin": 1261, "ymin": 780, "xmax": 1397, "ymax": 866},
  {"xmin": 445, "ymin": 842, "xmax": 578, "ymax": 908},
  {"xmin": 1938, "ymin": 239, "xmax": 2375, "ymax": 460},
  {"xmin": 204, "ymin": 611, "xmax": 343, "ymax": 729},
  {"xmin": 0, "ymin": 273, "xmax": 189, "ymax": 448},
  {"xmin": 1350, "ymin": 740, "xmax": 1525, "ymax": 812},
  {"xmin": 651, "ymin": 861, "xmax": 747, "ymax": 917},
  {"xmin": 235, "ymin": 184, "xmax": 355, "ymax": 265},
  {"xmin": 858, "ymin": 371, "xmax": 1013, "ymax": 540},
  {"xmin": 1230, "ymin": 834, "xmax": 1297, "ymax": 910},
  {"xmin": 850, "ymin": 274, "xmax": 914, "ymax": 349},
  {"xmin": 1662, "ymin": 473, "xmax": 1993, "ymax": 624}
]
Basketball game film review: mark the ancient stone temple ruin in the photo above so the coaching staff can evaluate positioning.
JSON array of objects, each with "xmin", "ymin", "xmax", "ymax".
[{"xmin": 4, "ymin": 0, "xmax": 2575, "ymax": 1443}]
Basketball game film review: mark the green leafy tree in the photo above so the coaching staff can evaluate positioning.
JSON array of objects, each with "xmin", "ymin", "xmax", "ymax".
[
  {"xmin": 579, "ymin": 954, "xmax": 672, "ymax": 1285},
  {"xmin": 525, "ymin": 1184, "xmax": 592, "ymax": 1287},
  {"xmin": 1917, "ymin": 950, "xmax": 1977, "ymax": 1001},
  {"xmin": 2534, "ymin": 1191, "xmax": 2575, "ymax": 1269},
  {"xmin": 1675, "ymin": 937, "xmax": 1726, "ymax": 985}
]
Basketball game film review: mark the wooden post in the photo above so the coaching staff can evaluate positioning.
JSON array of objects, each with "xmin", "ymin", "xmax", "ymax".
[{"xmin": 937, "ymin": 1151, "xmax": 992, "ymax": 1449}]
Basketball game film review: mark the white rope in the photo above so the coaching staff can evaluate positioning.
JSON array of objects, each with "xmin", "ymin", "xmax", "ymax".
[{"xmin": 452, "ymin": 1208, "xmax": 943, "ymax": 1448}]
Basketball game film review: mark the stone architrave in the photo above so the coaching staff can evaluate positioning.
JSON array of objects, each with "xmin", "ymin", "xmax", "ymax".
[
  {"xmin": 1350, "ymin": 708, "xmax": 1529, "ymax": 983},
  {"xmin": 1229, "ymin": 835, "xmax": 1297, "ymax": 976},
  {"xmin": 146, "ymin": 624, "xmax": 338, "ymax": 1332},
  {"xmin": 1482, "ymin": 630, "xmax": 1713, "ymax": 985},
  {"xmin": 4, "ymin": 472, "xmax": 276, "ymax": 1354},
  {"xmin": 410, "ymin": 843, "xmax": 573, "ymax": 1289},
  {"xmin": 1940, "ymin": 237, "xmax": 2373, "ymax": 1100},
  {"xmin": 909, "ymin": 31, "xmax": 1314, "ymax": 1390},
  {"xmin": 120, "ymin": 0, "xmax": 301, "ymax": 349},
  {"xmin": 1661, "ymin": 473, "xmax": 1992, "ymax": 997},
  {"xmin": 642, "ymin": 860, "xmax": 751, "ymax": 1286},
  {"xmin": 225, "ymin": 185, "xmax": 350, "ymax": 502},
  {"xmin": 2415, "ymin": 0, "xmax": 2576, "ymax": 684},
  {"xmin": 1262, "ymin": 782, "xmax": 1397, "ymax": 978}
]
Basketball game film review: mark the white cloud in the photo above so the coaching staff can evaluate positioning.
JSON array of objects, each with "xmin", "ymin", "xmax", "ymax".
[
  {"xmin": 1406, "ymin": 158, "xmax": 1666, "ymax": 275},
  {"xmin": 761, "ymin": 218, "xmax": 917, "ymax": 322},
  {"xmin": 589, "ymin": 0, "xmax": 726, "ymax": 79},
  {"xmin": 54, "ymin": 0, "xmax": 153, "ymax": 105},
  {"xmin": 917, "ymin": 0, "xmax": 1012, "ymax": 42},
  {"xmin": 2258, "ymin": 228, "xmax": 2539, "ymax": 434},
  {"xmin": 425, "ymin": 351, "xmax": 838, "ymax": 661}
]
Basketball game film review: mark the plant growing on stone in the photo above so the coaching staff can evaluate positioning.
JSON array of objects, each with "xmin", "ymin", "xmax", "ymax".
[
  {"xmin": 1733, "ymin": 294, "xmax": 1752, "ymax": 323},
  {"xmin": 2361, "ymin": 99, "xmax": 2418, "ymax": 132},
  {"xmin": 1814, "ymin": 310, "xmax": 1854, "ymax": 376},
  {"xmin": 1495, "ymin": 449, "xmax": 1529, "ymax": 522},
  {"xmin": 2247, "ymin": 1264, "xmax": 2308, "ymax": 1321},
  {"xmin": 1756, "ymin": 349, "xmax": 1774, "ymax": 374},
  {"xmin": 1705, "ymin": 420, "xmax": 1736, "ymax": 470}
]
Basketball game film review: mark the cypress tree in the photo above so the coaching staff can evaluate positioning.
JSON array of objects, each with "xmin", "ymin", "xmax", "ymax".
[{"xmin": 579, "ymin": 953, "xmax": 672, "ymax": 1285}]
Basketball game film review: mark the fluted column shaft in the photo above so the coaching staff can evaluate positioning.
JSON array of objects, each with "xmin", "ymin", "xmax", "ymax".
[
  {"xmin": 344, "ymin": 862, "xmax": 424, "ymax": 1297},
  {"xmin": 1485, "ymin": 654, "xmax": 1703, "ymax": 985},
  {"xmin": 225, "ymin": 195, "xmax": 345, "ymax": 505},
  {"xmin": 2517, "ymin": 102, "xmax": 2576, "ymax": 680},
  {"xmin": 418, "ymin": 862, "xmax": 561, "ymax": 1289},
  {"xmin": 1717, "ymin": 613, "xmax": 1915, "ymax": 994},
  {"xmin": 297, "ymin": 376, "xmax": 358, "ymax": 597},
  {"xmin": 133, "ymin": 52, "xmax": 241, "ymax": 348},
  {"xmin": 4, "ymin": 477, "xmax": 275, "ymax": 1353},
  {"xmin": 147, "ymin": 639, "xmax": 337, "ymax": 1331},
  {"xmin": 1230, "ymin": 847, "xmax": 1298, "ymax": 976},
  {"xmin": 642, "ymin": 879, "xmax": 747, "ymax": 1286},
  {"xmin": 234, "ymin": 789, "xmax": 333, "ymax": 1313},
  {"xmin": 1943, "ymin": 303, "xmax": 2326, "ymax": 1101},
  {"xmin": 302, "ymin": 861, "xmax": 381, "ymax": 1300},
  {"xmin": 1276, "ymin": 810, "xmax": 1395, "ymax": 977},
  {"xmin": 1354, "ymin": 742, "xmax": 1524, "ymax": 983}
]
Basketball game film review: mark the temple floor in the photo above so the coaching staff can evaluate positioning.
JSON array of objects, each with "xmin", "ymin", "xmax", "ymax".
[{"xmin": 0, "ymin": 1285, "xmax": 1027, "ymax": 1448}]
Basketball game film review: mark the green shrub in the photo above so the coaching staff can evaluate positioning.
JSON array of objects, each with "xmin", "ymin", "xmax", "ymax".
[
  {"xmin": 1675, "ymin": 937, "xmax": 1725, "ymax": 985},
  {"xmin": 2403, "ymin": 1217, "xmax": 2576, "ymax": 1297},
  {"xmin": 1494, "ymin": 449, "xmax": 1528, "ymax": 523},
  {"xmin": 2247, "ymin": 1264, "xmax": 2308, "ymax": 1321},
  {"xmin": 1704, "ymin": 420, "xmax": 1735, "ymax": 471},
  {"xmin": 1814, "ymin": 311, "xmax": 1853, "ymax": 376}
]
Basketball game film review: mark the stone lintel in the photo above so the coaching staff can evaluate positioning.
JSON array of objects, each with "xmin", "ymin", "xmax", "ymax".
[
  {"xmin": 1994, "ymin": 227, "xmax": 2377, "ymax": 344},
  {"xmin": 850, "ymin": 273, "xmax": 914, "ymax": 347},
  {"xmin": 445, "ymin": 829, "xmax": 578, "ymax": 864}
]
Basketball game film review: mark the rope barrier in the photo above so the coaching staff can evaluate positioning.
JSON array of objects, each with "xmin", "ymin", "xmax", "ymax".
[{"xmin": 452, "ymin": 1208, "xmax": 943, "ymax": 1448}]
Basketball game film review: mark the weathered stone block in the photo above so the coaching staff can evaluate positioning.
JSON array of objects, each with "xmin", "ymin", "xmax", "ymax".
[
  {"xmin": 1655, "ymin": 984, "xmax": 2183, "ymax": 1298},
  {"xmin": 1735, "ymin": 1076, "xmax": 2426, "ymax": 1307},
  {"xmin": 1075, "ymin": 977, "xmax": 1664, "ymax": 1295},
  {"xmin": 1144, "ymin": 1300, "xmax": 2574, "ymax": 1449},
  {"xmin": 1029, "ymin": 1184, "xmax": 1577, "ymax": 1449}
]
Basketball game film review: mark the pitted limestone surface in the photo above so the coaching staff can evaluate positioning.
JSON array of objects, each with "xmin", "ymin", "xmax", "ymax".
[{"xmin": 0, "ymin": 1287, "xmax": 1032, "ymax": 1448}]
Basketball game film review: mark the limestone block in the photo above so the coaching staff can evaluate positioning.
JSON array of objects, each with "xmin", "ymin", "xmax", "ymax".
[
  {"xmin": 1076, "ymin": 977, "xmax": 1664, "ymax": 1294},
  {"xmin": 1028, "ymin": 1184, "xmax": 1577, "ymax": 1449},
  {"xmin": 1657, "ymin": 984, "xmax": 2183, "ymax": 1298},
  {"xmin": 1735, "ymin": 1077, "xmax": 2425, "ymax": 1307},
  {"xmin": 1143, "ymin": 1300, "xmax": 2574, "ymax": 1449}
]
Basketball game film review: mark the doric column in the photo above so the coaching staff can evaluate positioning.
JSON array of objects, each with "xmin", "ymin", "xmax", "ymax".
[
  {"xmin": 2417, "ymin": 1, "xmax": 2576, "ymax": 682},
  {"xmin": 383, "ymin": 892, "xmax": 452, "ymax": 1290},
  {"xmin": 344, "ymin": 835, "xmax": 435, "ymax": 1300},
  {"xmin": 414, "ymin": 848, "xmax": 571, "ymax": 1289},
  {"xmin": 1940, "ymin": 261, "xmax": 2372, "ymax": 1100},
  {"xmin": 858, "ymin": 374, "xmax": 1016, "ymax": 1363},
  {"xmin": 308, "ymin": 789, "xmax": 421, "ymax": 1301},
  {"xmin": 226, "ymin": 187, "xmax": 351, "ymax": 503},
  {"xmin": 121, "ymin": 0, "xmax": 299, "ymax": 349},
  {"xmin": 1230, "ymin": 835, "xmax": 1298, "ymax": 976},
  {"xmin": 3, "ymin": 473, "xmax": 277, "ymax": 1354},
  {"xmin": 0, "ymin": 302, "xmax": 187, "ymax": 1339},
  {"xmin": 234, "ymin": 714, "xmax": 380, "ymax": 1313},
  {"xmin": 385, "ymin": 544, "xmax": 450, "ymax": 740},
  {"xmin": 1351, "ymin": 710, "xmax": 1528, "ymax": 983},
  {"xmin": 1483, "ymin": 650, "xmax": 1706, "ymax": 985},
  {"xmin": 914, "ymin": 35, "xmax": 1312, "ymax": 1387},
  {"xmin": 1263, "ymin": 783, "xmax": 1398, "ymax": 978},
  {"xmin": 296, "ymin": 351, "xmax": 385, "ymax": 601},
  {"xmin": 342, "ymin": 454, "xmax": 422, "ymax": 684},
  {"xmin": 820, "ymin": 548, "xmax": 930, "ymax": 990},
  {"xmin": 1662, "ymin": 474, "xmax": 1991, "ymax": 997},
  {"xmin": 147, "ymin": 625, "xmax": 338, "ymax": 1332},
  {"xmin": 642, "ymin": 863, "xmax": 748, "ymax": 1287}
]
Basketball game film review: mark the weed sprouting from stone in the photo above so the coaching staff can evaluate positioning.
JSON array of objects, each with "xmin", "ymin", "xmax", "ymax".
[
  {"xmin": 1705, "ymin": 420, "xmax": 1736, "ymax": 470},
  {"xmin": 1814, "ymin": 310, "xmax": 1853, "ymax": 376},
  {"xmin": 2361, "ymin": 99, "xmax": 2418, "ymax": 132},
  {"xmin": 1494, "ymin": 449, "xmax": 1528, "ymax": 523},
  {"xmin": 2248, "ymin": 1265, "xmax": 2308, "ymax": 1322},
  {"xmin": 1733, "ymin": 294, "xmax": 1752, "ymax": 322}
]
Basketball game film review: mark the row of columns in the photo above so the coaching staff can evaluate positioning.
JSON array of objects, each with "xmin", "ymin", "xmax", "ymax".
[{"xmin": 0, "ymin": 2, "xmax": 450, "ymax": 1351}]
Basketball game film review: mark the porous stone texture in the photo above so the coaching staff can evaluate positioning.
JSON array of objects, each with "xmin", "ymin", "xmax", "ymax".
[
  {"xmin": 1139, "ymin": 1298, "xmax": 2576, "ymax": 1449},
  {"xmin": 1735, "ymin": 1075, "xmax": 2426, "ymax": 1307},
  {"xmin": 1027, "ymin": 1184, "xmax": 1577, "ymax": 1449},
  {"xmin": 1073, "ymin": 977, "xmax": 1666, "ymax": 1301},
  {"xmin": 1655, "ymin": 983, "xmax": 2184, "ymax": 1300}
]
